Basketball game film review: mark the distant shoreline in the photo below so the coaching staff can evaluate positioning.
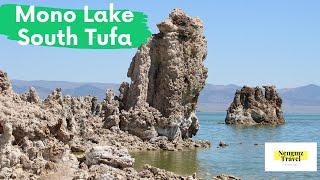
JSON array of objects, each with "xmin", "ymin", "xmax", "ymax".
[
  {"xmin": 11, "ymin": 79, "xmax": 320, "ymax": 114},
  {"xmin": 196, "ymin": 111, "xmax": 320, "ymax": 115}
]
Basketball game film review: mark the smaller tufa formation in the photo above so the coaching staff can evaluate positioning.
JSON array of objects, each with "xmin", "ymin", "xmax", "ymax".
[
  {"xmin": 20, "ymin": 87, "xmax": 41, "ymax": 104},
  {"xmin": 213, "ymin": 174, "xmax": 241, "ymax": 180},
  {"xmin": 103, "ymin": 90, "xmax": 120, "ymax": 129},
  {"xmin": 0, "ymin": 71, "xmax": 12, "ymax": 94},
  {"xmin": 225, "ymin": 86, "xmax": 285, "ymax": 125}
]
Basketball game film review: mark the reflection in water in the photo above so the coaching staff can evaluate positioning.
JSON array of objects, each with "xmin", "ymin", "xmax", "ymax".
[
  {"xmin": 130, "ymin": 150, "xmax": 199, "ymax": 176},
  {"xmin": 131, "ymin": 113, "xmax": 320, "ymax": 179}
]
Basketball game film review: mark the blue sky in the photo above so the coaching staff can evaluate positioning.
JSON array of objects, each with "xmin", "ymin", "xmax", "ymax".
[{"xmin": 0, "ymin": 0, "xmax": 319, "ymax": 88}]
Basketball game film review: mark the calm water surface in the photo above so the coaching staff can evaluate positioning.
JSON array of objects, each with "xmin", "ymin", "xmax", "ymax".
[{"xmin": 131, "ymin": 112, "xmax": 320, "ymax": 179}]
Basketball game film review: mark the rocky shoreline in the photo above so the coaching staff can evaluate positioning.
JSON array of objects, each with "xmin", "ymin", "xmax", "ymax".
[
  {"xmin": 0, "ymin": 9, "xmax": 241, "ymax": 180},
  {"xmin": 0, "ymin": 70, "xmax": 212, "ymax": 179},
  {"xmin": 2, "ymin": 70, "xmax": 242, "ymax": 179}
]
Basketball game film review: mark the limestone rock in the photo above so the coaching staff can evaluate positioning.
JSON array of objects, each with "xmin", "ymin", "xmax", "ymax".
[
  {"xmin": 213, "ymin": 174, "xmax": 241, "ymax": 180},
  {"xmin": 85, "ymin": 146, "xmax": 134, "ymax": 169},
  {"xmin": 0, "ymin": 9, "xmax": 211, "ymax": 179},
  {"xmin": 218, "ymin": 141, "xmax": 228, "ymax": 148},
  {"xmin": 115, "ymin": 9, "xmax": 208, "ymax": 141},
  {"xmin": 20, "ymin": 87, "xmax": 41, "ymax": 104},
  {"xmin": 225, "ymin": 86, "xmax": 285, "ymax": 125},
  {"xmin": 103, "ymin": 90, "xmax": 120, "ymax": 129},
  {"xmin": 91, "ymin": 96, "xmax": 101, "ymax": 115},
  {"xmin": 119, "ymin": 106, "xmax": 160, "ymax": 141},
  {"xmin": 0, "ymin": 70, "xmax": 12, "ymax": 94},
  {"xmin": 139, "ymin": 164, "xmax": 197, "ymax": 179},
  {"xmin": 0, "ymin": 122, "xmax": 3, "ymax": 135},
  {"xmin": 0, "ymin": 122, "xmax": 14, "ymax": 145},
  {"xmin": 44, "ymin": 88, "xmax": 64, "ymax": 108}
]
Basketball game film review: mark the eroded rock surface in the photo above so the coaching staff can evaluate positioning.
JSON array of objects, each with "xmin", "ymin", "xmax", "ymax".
[
  {"xmin": 0, "ymin": 69, "xmax": 208, "ymax": 179},
  {"xmin": 213, "ymin": 174, "xmax": 241, "ymax": 180},
  {"xmin": 0, "ymin": 9, "xmax": 211, "ymax": 179},
  {"xmin": 225, "ymin": 86, "xmax": 285, "ymax": 125},
  {"xmin": 111, "ymin": 8, "xmax": 208, "ymax": 141},
  {"xmin": 0, "ymin": 71, "xmax": 12, "ymax": 94},
  {"xmin": 20, "ymin": 87, "xmax": 41, "ymax": 104},
  {"xmin": 85, "ymin": 146, "xmax": 134, "ymax": 168}
]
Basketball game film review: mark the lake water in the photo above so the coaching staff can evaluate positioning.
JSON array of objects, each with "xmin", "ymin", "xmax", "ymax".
[{"xmin": 131, "ymin": 112, "xmax": 320, "ymax": 179}]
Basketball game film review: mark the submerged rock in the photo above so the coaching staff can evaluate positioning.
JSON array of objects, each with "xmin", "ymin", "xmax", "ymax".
[
  {"xmin": 139, "ymin": 164, "xmax": 197, "ymax": 179},
  {"xmin": 218, "ymin": 141, "xmax": 228, "ymax": 148},
  {"xmin": 225, "ymin": 86, "xmax": 285, "ymax": 125},
  {"xmin": 113, "ymin": 9, "xmax": 208, "ymax": 141},
  {"xmin": 213, "ymin": 174, "xmax": 241, "ymax": 180}
]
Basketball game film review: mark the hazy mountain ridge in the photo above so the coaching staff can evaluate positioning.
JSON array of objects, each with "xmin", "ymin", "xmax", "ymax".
[
  {"xmin": 12, "ymin": 80, "xmax": 119, "ymax": 99},
  {"xmin": 279, "ymin": 84, "xmax": 320, "ymax": 106},
  {"xmin": 12, "ymin": 80, "xmax": 320, "ymax": 113}
]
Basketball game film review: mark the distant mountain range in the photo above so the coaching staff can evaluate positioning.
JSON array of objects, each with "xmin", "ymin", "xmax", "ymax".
[
  {"xmin": 198, "ymin": 84, "xmax": 320, "ymax": 113},
  {"xmin": 12, "ymin": 79, "xmax": 320, "ymax": 113},
  {"xmin": 12, "ymin": 79, "xmax": 119, "ymax": 100}
]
